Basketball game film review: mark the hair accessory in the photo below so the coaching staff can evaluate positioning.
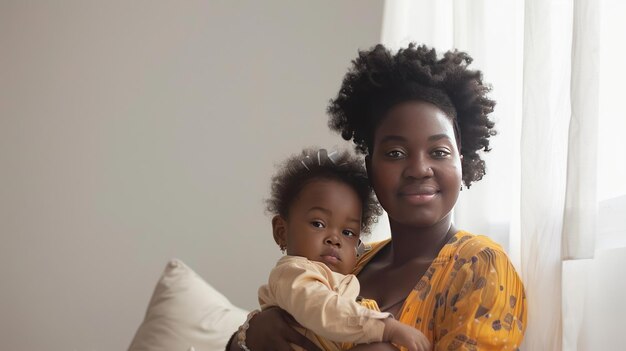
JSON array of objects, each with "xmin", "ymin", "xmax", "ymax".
[
  {"xmin": 327, "ymin": 150, "xmax": 339, "ymax": 164},
  {"xmin": 356, "ymin": 239, "xmax": 365, "ymax": 258},
  {"xmin": 300, "ymin": 154, "xmax": 311, "ymax": 171},
  {"xmin": 300, "ymin": 148, "xmax": 348, "ymax": 171},
  {"xmin": 237, "ymin": 309, "xmax": 261, "ymax": 351}
]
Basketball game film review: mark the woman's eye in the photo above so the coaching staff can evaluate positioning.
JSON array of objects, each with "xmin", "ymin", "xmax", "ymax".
[
  {"xmin": 311, "ymin": 221, "xmax": 325, "ymax": 228},
  {"xmin": 385, "ymin": 150, "xmax": 405, "ymax": 158},
  {"xmin": 432, "ymin": 149, "xmax": 451, "ymax": 158}
]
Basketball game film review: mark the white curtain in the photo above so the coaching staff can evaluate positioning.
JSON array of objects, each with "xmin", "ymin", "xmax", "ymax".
[{"xmin": 379, "ymin": 0, "xmax": 609, "ymax": 350}]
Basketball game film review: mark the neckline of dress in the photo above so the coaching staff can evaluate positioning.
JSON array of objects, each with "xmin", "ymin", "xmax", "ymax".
[{"xmin": 354, "ymin": 230, "xmax": 468, "ymax": 275}]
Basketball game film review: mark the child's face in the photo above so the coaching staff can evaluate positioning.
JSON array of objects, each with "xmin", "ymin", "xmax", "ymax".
[{"xmin": 274, "ymin": 179, "xmax": 362, "ymax": 275}]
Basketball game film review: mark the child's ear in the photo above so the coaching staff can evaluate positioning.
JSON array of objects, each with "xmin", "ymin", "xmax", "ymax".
[{"xmin": 272, "ymin": 215, "xmax": 287, "ymax": 248}]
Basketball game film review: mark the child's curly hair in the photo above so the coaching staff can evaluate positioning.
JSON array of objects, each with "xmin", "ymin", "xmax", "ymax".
[
  {"xmin": 328, "ymin": 43, "xmax": 496, "ymax": 188},
  {"xmin": 266, "ymin": 148, "xmax": 382, "ymax": 234}
]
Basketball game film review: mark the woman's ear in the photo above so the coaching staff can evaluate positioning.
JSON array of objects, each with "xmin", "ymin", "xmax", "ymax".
[{"xmin": 271, "ymin": 215, "xmax": 287, "ymax": 248}]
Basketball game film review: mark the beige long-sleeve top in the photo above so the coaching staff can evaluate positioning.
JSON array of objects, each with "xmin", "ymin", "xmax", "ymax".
[{"xmin": 258, "ymin": 255, "xmax": 391, "ymax": 345}]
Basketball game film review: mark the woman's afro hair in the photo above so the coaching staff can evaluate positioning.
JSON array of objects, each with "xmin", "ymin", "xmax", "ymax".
[
  {"xmin": 266, "ymin": 148, "xmax": 382, "ymax": 235},
  {"xmin": 328, "ymin": 43, "xmax": 496, "ymax": 187}
]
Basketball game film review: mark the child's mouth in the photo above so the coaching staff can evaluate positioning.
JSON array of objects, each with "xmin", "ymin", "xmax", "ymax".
[{"xmin": 320, "ymin": 254, "xmax": 341, "ymax": 265}]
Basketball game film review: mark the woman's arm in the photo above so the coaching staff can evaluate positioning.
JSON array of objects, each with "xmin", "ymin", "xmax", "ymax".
[
  {"xmin": 349, "ymin": 342, "xmax": 399, "ymax": 351},
  {"xmin": 434, "ymin": 246, "xmax": 526, "ymax": 350},
  {"xmin": 225, "ymin": 306, "xmax": 322, "ymax": 351}
]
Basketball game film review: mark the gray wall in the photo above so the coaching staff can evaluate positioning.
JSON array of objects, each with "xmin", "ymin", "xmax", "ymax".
[{"xmin": 0, "ymin": 1, "xmax": 383, "ymax": 350}]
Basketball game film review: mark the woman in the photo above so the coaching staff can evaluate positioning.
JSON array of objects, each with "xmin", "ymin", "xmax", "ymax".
[{"xmin": 229, "ymin": 43, "xmax": 526, "ymax": 351}]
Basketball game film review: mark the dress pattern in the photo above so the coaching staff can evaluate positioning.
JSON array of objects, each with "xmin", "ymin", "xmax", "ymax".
[{"xmin": 353, "ymin": 231, "xmax": 526, "ymax": 351}]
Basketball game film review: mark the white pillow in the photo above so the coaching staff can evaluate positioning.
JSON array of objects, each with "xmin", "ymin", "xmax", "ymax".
[{"xmin": 128, "ymin": 259, "xmax": 248, "ymax": 351}]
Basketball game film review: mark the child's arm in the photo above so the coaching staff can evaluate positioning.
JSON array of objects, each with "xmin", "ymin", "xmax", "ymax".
[{"xmin": 261, "ymin": 259, "xmax": 390, "ymax": 344}]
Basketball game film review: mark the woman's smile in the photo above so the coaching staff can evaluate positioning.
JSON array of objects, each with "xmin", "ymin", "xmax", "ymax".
[
  {"xmin": 400, "ymin": 193, "xmax": 438, "ymax": 205},
  {"xmin": 398, "ymin": 183, "xmax": 440, "ymax": 205}
]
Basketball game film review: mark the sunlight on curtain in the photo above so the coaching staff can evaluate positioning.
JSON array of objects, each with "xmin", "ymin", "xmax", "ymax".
[
  {"xmin": 520, "ymin": 1, "xmax": 575, "ymax": 349},
  {"xmin": 570, "ymin": 1, "xmax": 626, "ymax": 350},
  {"xmin": 595, "ymin": 0, "xmax": 626, "ymax": 252},
  {"xmin": 561, "ymin": 0, "xmax": 599, "ymax": 261},
  {"xmin": 598, "ymin": 1, "xmax": 626, "ymax": 203}
]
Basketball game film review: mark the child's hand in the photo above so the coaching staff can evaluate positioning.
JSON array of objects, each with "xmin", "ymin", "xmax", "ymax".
[{"xmin": 382, "ymin": 318, "xmax": 431, "ymax": 351}]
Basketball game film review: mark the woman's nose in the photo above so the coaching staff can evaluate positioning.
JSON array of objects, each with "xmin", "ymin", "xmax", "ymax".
[{"xmin": 403, "ymin": 154, "xmax": 434, "ymax": 179}]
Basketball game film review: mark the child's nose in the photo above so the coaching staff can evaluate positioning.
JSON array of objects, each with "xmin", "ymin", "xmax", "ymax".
[{"xmin": 325, "ymin": 235, "xmax": 341, "ymax": 247}]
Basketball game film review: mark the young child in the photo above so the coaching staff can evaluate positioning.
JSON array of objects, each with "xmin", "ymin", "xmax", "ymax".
[{"xmin": 240, "ymin": 148, "xmax": 430, "ymax": 351}]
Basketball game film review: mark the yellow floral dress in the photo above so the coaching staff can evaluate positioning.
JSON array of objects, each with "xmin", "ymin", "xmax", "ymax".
[{"xmin": 353, "ymin": 231, "xmax": 526, "ymax": 351}]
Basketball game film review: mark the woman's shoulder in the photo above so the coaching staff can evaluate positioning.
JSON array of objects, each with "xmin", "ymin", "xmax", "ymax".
[
  {"xmin": 447, "ymin": 230, "xmax": 507, "ymax": 259},
  {"xmin": 352, "ymin": 238, "xmax": 391, "ymax": 275}
]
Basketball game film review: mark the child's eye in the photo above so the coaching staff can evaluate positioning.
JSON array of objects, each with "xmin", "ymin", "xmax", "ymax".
[
  {"xmin": 311, "ymin": 221, "xmax": 325, "ymax": 228},
  {"xmin": 342, "ymin": 230, "xmax": 357, "ymax": 237},
  {"xmin": 385, "ymin": 149, "xmax": 406, "ymax": 159}
]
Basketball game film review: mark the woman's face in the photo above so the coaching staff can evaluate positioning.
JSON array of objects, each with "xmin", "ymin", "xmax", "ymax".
[{"xmin": 367, "ymin": 101, "xmax": 462, "ymax": 229}]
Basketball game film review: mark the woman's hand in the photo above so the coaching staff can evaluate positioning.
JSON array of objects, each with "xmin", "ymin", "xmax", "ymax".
[
  {"xmin": 227, "ymin": 307, "xmax": 322, "ymax": 351},
  {"xmin": 349, "ymin": 343, "xmax": 400, "ymax": 351},
  {"xmin": 382, "ymin": 319, "xmax": 430, "ymax": 351}
]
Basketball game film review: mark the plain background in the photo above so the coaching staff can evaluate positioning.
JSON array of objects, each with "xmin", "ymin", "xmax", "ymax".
[{"xmin": 0, "ymin": 1, "xmax": 384, "ymax": 350}]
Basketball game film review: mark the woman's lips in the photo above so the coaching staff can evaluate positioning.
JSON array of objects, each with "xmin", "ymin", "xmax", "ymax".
[
  {"xmin": 400, "ymin": 193, "xmax": 437, "ymax": 205},
  {"xmin": 399, "ymin": 185, "xmax": 439, "ymax": 205}
]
